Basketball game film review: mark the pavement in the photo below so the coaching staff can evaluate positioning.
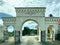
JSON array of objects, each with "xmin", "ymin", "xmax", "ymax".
[
  {"xmin": 0, "ymin": 40, "xmax": 60, "ymax": 45},
  {"xmin": 0, "ymin": 41, "xmax": 60, "ymax": 45},
  {"xmin": 0, "ymin": 37, "xmax": 60, "ymax": 45}
]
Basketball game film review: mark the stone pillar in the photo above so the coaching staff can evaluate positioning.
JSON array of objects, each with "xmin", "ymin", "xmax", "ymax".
[
  {"xmin": 39, "ymin": 28, "xmax": 41, "ymax": 42},
  {"xmin": 57, "ymin": 25, "xmax": 60, "ymax": 40},
  {"xmin": 14, "ymin": 30, "xmax": 20, "ymax": 43},
  {"xmin": 3, "ymin": 26, "xmax": 8, "ymax": 41},
  {"xmin": 0, "ymin": 28, "xmax": 3, "ymax": 41},
  {"xmin": 41, "ymin": 31, "xmax": 46, "ymax": 42},
  {"xmin": 52, "ymin": 29, "xmax": 55, "ymax": 41},
  {"xmin": 3, "ymin": 31, "xmax": 8, "ymax": 41}
]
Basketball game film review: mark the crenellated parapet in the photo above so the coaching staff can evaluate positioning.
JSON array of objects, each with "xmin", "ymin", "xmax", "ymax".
[
  {"xmin": 2, "ymin": 17, "xmax": 16, "ymax": 26},
  {"xmin": 15, "ymin": 7, "xmax": 46, "ymax": 17},
  {"xmin": 45, "ymin": 17, "xmax": 59, "ymax": 23}
]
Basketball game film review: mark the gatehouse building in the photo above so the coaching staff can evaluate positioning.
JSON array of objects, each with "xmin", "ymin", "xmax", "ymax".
[{"xmin": 0, "ymin": 7, "xmax": 60, "ymax": 42}]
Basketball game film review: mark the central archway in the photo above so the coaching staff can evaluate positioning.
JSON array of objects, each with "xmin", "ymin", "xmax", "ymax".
[{"xmin": 21, "ymin": 19, "xmax": 39, "ymax": 42}]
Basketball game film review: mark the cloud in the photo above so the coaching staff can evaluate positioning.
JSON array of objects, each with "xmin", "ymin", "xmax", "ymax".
[
  {"xmin": 8, "ymin": 25, "xmax": 14, "ymax": 32},
  {"xmin": 0, "ymin": 0, "xmax": 4, "ymax": 5},
  {"xmin": 0, "ymin": 19, "xmax": 3, "ymax": 25},
  {"xmin": 45, "ymin": 0, "xmax": 60, "ymax": 17},
  {"xmin": 45, "ymin": 2, "xmax": 57, "ymax": 17},
  {"xmin": 22, "ymin": 21, "xmax": 38, "ymax": 30},
  {"xmin": 0, "ymin": 0, "xmax": 60, "ymax": 25},
  {"xmin": 2, "ymin": 0, "xmax": 60, "ymax": 17},
  {"xmin": 0, "ymin": 0, "xmax": 16, "ymax": 17}
]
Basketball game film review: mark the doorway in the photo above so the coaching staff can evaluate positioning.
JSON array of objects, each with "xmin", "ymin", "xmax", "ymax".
[
  {"xmin": 7, "ymin": 25, "xmax": 14, "ymax": 42},
  {"xmin": 22, "ymin": 20, "xmax": 39, "ymax": 42},
  {"xmin": 47, "ymin": 25, "xmax": 54, "ymax": 41}
]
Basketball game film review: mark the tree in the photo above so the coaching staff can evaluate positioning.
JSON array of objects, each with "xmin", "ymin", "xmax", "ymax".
[{"xmin": 22, "ymin": 27, "xmax": 30, "ymax": 36}]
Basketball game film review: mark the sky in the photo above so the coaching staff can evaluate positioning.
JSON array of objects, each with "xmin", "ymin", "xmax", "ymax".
[
  {"xmin": 22, "ymin": 21, "xmax": 38, "ymax": 30},
  {"xmin": 0, "ymin": 0, "xmax": 60, "ymax": 32},
  {"xmin": 7, "ymin": 21, "xmax": 38, "ymax": 32},
  {"xmin": 8, "ymin": 25, "xmax": 14, "ymax": 32},
  {"xmin": 0, "ymin": 0, "xmax": 60, "ymax": 17}
]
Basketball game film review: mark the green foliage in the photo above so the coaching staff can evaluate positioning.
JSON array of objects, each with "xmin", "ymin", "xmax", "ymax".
[
  {"xmin": 8, "ymin": 31, "xmax": 14, "ymax": 37},
  {"xmin": 22, "ymin": 27, "xmax": 37, "ymax": 36}
]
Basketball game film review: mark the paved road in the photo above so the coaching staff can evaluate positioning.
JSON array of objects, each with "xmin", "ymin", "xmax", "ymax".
[
  {"xmin": 21, "ymin": 36, "xmax": 40, "ymax": 45},
  {"xmin": 0, "ymin": 37, "xmax": 60, "ymax": 45},
  {"xmin": 21, "ymin": 40, "xmax": 41, "ymax": 45},
  {"xmin": 0, "ymin": 40, "xmax": 60, "ymax": 45}
]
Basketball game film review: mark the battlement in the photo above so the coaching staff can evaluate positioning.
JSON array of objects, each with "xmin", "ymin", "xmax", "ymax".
[
  {"xmin": 2, "ymin": 17, "xmax": 16, "ymax": 24},
  {"xmin": 15, "ymin": 7, "xmax": 46, "ymax": 17},
  {"xmin": 45, "ymin": 17, "xmax": 59, "ymax": 23}
]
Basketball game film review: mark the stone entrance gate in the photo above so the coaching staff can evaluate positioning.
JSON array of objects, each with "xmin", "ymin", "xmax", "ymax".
[{"xmin": 1, "ymin": 7, "xmax": 56, "ymax": 43}]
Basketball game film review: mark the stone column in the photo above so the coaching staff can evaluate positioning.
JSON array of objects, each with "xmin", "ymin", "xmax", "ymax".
[
  {"xmin": 46, "ymin": 29, "xmax": 47, "ymax": 42},
  {"xmin": 57, "ymin": 25, "xmax": 60, "ymax": 40},
  {"xmin": 3, "ymin": 31, "xmax": 8, "ymax": 40},
  {"xmin": 39, "ymin": 27, "xmax": 41, "ymax": 42},
  {"xmin": 0, "ymin": 27, "xmax": 3, "ymax": 41},
  {"xmin": 14, "ymin": 30, "xmax": 20, "ymax": 43},
  {"xmin": 41, "ymin": 31, "xmax": 46, "ymax": 42},
  {"xmin": 52, "ymin": 28, "xmax": 55, "ymax": 41},
  {"xmin": 3, "ymin": 26, "xmax": 8, "ymax": 41}
]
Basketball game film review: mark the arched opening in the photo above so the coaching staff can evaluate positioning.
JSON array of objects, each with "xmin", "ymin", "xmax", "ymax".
[
  {"xmin": 8, "ymin": 25, "xmax": 14, "ymax": 32},
  {"xmin": 22, "ymin": 20, "xmax": 39, "ymax": 42},
  {"xmin": 47, "ymin": 25, "xmax": 54, "ymax": 41},
  {"xmin": 7, "ymin": 25, "xmax": 14, "ymax": 42}
]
